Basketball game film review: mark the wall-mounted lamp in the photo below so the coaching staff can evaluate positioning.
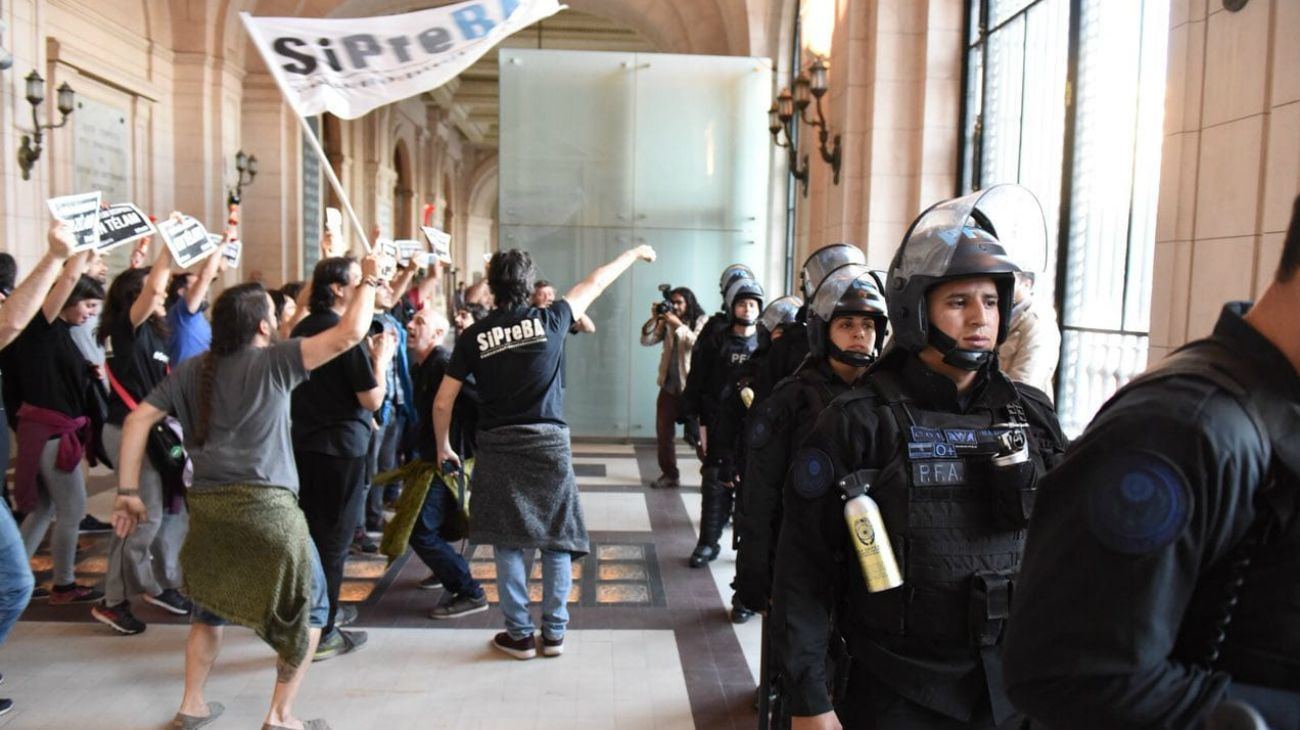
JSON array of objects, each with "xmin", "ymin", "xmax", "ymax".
[
  {"xmin": 16, "ymin": 71, "xmax": 75, "ymax": 181},
  {"xmin": 769, "ymin": 58, "xmax": 842, "ymax": 195},
  {"xmin": 228, "ymin": 149, "xmax": 258, "ymax": 205},
  {"xmin": 769, "ymin": 89, "xmax": 810, "ymax": 196}
]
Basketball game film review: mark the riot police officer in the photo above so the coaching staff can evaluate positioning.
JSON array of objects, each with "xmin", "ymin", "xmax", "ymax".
[
  {"xmin": 718, "ymin": 293, "xmax": 803, "ymax": 625},
  {"xmin": 688, "ymin": 276, "xmax": 764, "ymax": 568},
  {"xmin": 1002, "ymin": 197, "xmax": 1300, "ymax": 729},
  {"xmin": 736, "ymin": 265, "xmax": 886, "ymax": 614},
  {"xmin": 737, "ymin": 265, "xmax": 888, "ymax": 727},
  {"xmin": 772, "ymin": 186, "xmax": 1068, "ymax": 730},
  {"xmin": 753, "ymin": 244, "xmax": 867, "ymax": 403},
  {"xmin": 683, "ymin": 264, "xmax": 757, "ymax": 455}
]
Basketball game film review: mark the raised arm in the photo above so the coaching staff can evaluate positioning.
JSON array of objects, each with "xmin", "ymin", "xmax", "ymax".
[
  {"xmin": 564, "ymin": 244, "xmax": 656, "ymax": 320},
  {"xmin": 129, "ymin": 246, "xmax": 173, "ymax": 328},
  {"xmin": 299, "ymin": 254, "xmax": 380, "ymax": 371},
  {"xmin": 0, "ymin": 220, "xmax": 74, "ymax": 348},
  {"xmin": 42, "ymin": 250, "xmax": 92, "ymax": 323},
  {"xmin": 183, "ymin": 246, "xmax": 226, "ymax": 314}
]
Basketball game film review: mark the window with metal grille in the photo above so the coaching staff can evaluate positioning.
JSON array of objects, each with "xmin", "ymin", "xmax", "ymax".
[{"xmin": 961, "ymin": 0, "xmax": 1169, "ymax": 436}]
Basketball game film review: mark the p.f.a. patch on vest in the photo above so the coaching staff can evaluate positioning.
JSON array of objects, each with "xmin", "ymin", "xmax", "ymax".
[{"xmin": 911, "ymin": 460, "xmax": 965, "ymax": 486}]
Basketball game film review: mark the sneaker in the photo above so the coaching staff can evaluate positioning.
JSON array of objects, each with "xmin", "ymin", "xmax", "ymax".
[
  {"xmin": 417, "ymin": 575, "xmax": 443, "ymax": 591},
  {"xmin": 429, "ymin": 592, "xmax": 488, "ymax": 620},
  {"xmin": 649, "ymin": 475, "xmax": 680, "ymax": 489},
  {"xmin": 541, "ymin": 635, "xmax": 564, "ymax": 657},
  {"xmin": 30, "ymin": 586, "xmax": 49, "ymax": 601},
  {"xmin": 0, "ymin": 698, "xmax": 11, "ymax": 717},
  {"xmin": 312, "ymin": 628, "xmax": 367, "ymax": 662},
  {"xmin": 49, "ymin": 583, "xmax": 103, "ymax": 605},
  {"xmin": 352, "ymin": 532, "xmax": 379, "ymax": 554},
  {"xmin": 79, "ymin": 514, "xmax": 112, "ymax": 532},
  {"xmin": 490, "ymin": 631, "xmax": 536, "ymax": 660},
  {"xmin": 335, "ymin": 604, "xmax": 358, "ymax": 627},
  {"xmin": 91, "ymin": 601, "xmax": 147, "ymax": 635},
  {"xmin": 143, "ymin": 589, "xmax": 193, "ymax": 616}
]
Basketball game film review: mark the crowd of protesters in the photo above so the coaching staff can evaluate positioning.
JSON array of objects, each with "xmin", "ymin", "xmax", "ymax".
[{"xmin": 4, "ymin": 185, "xmax": 1299, "ymax": 730}]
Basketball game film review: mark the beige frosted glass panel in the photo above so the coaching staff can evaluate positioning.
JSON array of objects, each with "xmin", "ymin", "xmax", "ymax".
[
  {"xmin": 632, "ymin": 54, "xmax": 773, "ymax": 234},
  {"xmin": 498, "ymin": 49, "xmax": 635, "ymax": 227}
]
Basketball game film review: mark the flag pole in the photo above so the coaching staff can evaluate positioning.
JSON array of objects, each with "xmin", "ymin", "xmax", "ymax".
[{"xmin": 294, "ymin": 112, "xmax": 372, "ymax": 255}]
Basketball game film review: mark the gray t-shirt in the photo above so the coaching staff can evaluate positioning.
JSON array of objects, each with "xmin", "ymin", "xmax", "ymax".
[{"xmin": 146, "ymin": 339, "xmax": 309, "ymax": 493}]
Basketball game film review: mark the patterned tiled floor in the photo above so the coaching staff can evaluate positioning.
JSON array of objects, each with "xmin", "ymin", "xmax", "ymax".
[{"xmin": 8, "ymin": 440, "xmax": 761, "ymax": 729}]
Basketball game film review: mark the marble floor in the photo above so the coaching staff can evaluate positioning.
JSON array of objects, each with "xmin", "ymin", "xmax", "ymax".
[{"xmin": 3, "ymin": 441, "xmax": 763, "ymax": 730}]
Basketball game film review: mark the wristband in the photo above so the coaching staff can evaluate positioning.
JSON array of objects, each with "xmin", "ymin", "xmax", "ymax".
[{"xmin": 116, "ymin": 487, "xmax": 140, "ymax": 496}]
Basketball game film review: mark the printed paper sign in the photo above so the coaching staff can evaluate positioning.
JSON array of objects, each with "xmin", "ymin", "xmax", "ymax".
[
  {"xmin": 421, "ymin": 226, "xmax": 453, "ymax": 263},
  {"xmin": 96, "ymin": 203, "xmax": 155, "ymax": 252},
  {"xmin": 46, "ymin": 192, "xmax": 104, "ymax": 252},
  {"xmin": 394, "ymin": 239, "xmax": 424, "ymax": 266},
  {"xmin": 376, "ymin": 239, "xmax": 399, "ymax": 281},
  {"xmin": 222, "ymin": 241, "xmax": 242, "ymax": 268},
  {"xmin": 241, "ymin": 1, "xmax": 563, "ymax": 120},
  {"xmin": 158, "ymin": 216, "xmax": 218, "ymax": 268}
]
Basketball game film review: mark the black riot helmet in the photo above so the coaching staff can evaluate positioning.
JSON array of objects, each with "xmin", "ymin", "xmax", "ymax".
[
  {"xmin": 887, "ymin": 184, "xmax": 1046, "ymax": 372},
  {"xmin": 723, "ymin": 277, "xmax": 764, "ymax": 326},
  {"xmin": 807, "ymin": 264, "xmax": 889, "ymax": 367},
  {"xmin": 719, "ymin": 264, "xmax": 755, "ymax": 299},
  {"xmin": 800, "ymin": 243, "xmax": 867, "ymax": 300},
  {"xmin": 756, "ymin": 295, "xmax": 802, "ymax": 349}
]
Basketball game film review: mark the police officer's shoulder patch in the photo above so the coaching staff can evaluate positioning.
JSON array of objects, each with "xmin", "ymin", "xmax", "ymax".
[
  {"xmin": 748, "ymin": 408, "xmax": 774, "ymax": 449},
  {"xmin": 791, "ymin": 448, "xmax": 834, "ymax": 499},
  {"xmin": 1085, "ymin": 450, "xmax": 1192, "ymax": 555}
]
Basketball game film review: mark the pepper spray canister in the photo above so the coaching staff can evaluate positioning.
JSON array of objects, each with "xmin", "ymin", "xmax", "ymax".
[{"xmin": 839, "ymin": 471, "xmax": 902, "ymax": 592}]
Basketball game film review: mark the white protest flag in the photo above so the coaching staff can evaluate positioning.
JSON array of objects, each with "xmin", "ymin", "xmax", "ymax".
[{"xmin": 241, "ymin": 0, "xmax": 564, "ymax": 120}]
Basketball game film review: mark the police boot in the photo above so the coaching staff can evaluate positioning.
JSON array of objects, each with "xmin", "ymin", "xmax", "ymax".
[{"xmin": 691, "ymin": 475, "xmax": 729, "ymax": 568}]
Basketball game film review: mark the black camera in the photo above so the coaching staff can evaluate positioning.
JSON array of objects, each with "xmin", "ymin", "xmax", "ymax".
[
  {"xmin": 655, "ymin": 283, "xmax": 673, "ymax": 315},
  {"xmin": 368, "ymin": 319, "xmax": 386, "ymax": 336}
]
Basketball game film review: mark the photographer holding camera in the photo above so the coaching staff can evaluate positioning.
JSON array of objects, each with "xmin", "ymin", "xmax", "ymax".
[{"xmin": 640, "ymin": 285, "xmax": 707, "ymax": 489}]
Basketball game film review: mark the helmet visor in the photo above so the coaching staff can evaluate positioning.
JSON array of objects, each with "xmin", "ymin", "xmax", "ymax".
[
  {"xmin": 895, "ymin": 184, "xmax": 1048, "ymax": 282},
  {"xmin": 810, "ymin": 264, "xmax": 887, "ymax": 321}
]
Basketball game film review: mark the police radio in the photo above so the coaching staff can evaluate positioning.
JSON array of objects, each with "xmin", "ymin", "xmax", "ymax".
[{"xmin": 838, "ymin": 470, "xmax": 902, "ymax": 592}]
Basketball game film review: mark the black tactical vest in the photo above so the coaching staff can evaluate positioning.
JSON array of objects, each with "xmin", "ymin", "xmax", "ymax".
[{"xmin": 843, "ymin": 368, "xmax": 1036, "ymax": 722}]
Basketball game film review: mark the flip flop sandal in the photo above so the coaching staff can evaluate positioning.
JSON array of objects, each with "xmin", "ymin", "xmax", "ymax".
[
  {"xmin": 172, "ymin": 701, "xmax": 224, "ymax": 729},
  {"xmin": 261, "ymin": 719, "xmax": 331, "ymax": 730}
]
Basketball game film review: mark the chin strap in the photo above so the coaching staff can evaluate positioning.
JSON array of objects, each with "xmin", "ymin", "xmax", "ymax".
[
  {"xmin": 928, "ymin": 327, "xmax": 994, "ymax": 372},
  {"xmin": 827, "ymin": 341, "xmax": 874, "ymax": 368}
]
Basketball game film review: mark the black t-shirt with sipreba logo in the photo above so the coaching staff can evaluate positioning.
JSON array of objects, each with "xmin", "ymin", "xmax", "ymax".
[{"xmin": 447, "ymin": 300, "xmax": 573, "ymax": 432}]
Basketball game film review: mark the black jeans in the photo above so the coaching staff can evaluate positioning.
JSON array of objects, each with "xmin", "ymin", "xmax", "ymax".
[
  {"xmin": 409, "ymin": 481, "xmax": 480, "ymax": 597},
  {"xmin": 296, "ymin": 451, "xmax": 368, "ymax": 635}
]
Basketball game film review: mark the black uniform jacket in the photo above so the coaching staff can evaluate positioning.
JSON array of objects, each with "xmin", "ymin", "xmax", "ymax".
[
  {"xmin": 1004, "ymin": 303, "xmax": 1300, "ymax": 730},
  {"xmin": 682, "ymin": 311, "xmax": 730, "ymax": 425},
  {"xmin": 735, "ymin": 357, "xmax": 855, "ymax": 611},
  {"xmin": 772, "ymin": 349, "xmax": 1066, "ymax": 717},
  {"xmin": 753, "ymin": 320, "xmax": 810, "ymax": 403}
]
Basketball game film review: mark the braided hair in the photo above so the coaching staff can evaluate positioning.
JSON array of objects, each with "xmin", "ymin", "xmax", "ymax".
[{"xmin": 194, "ymin": 282, "xmax": 271, "ymax": 446}]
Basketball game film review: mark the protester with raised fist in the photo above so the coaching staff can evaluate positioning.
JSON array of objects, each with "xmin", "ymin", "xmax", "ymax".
[
  {"xmin": 111, "ymin": 253, "xmax": 385, "ymax": 730},
  {"xmin": 91, "ymin": 245, "xmax": 192, "ymax": 635},
  {"xmin": 435, "ymin": 243, "xmax": 655, "ymax": 660},
  {"xmin": 291, "ymin": 256, "xmax": 395, "ymax": 660},
  {"xmin": 11, "ymin": 241, "xmax": 105, "ymax": 606},
  {"xmin": 0, "ymin": 219, "xmax": 74, "ymax": 717}
]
